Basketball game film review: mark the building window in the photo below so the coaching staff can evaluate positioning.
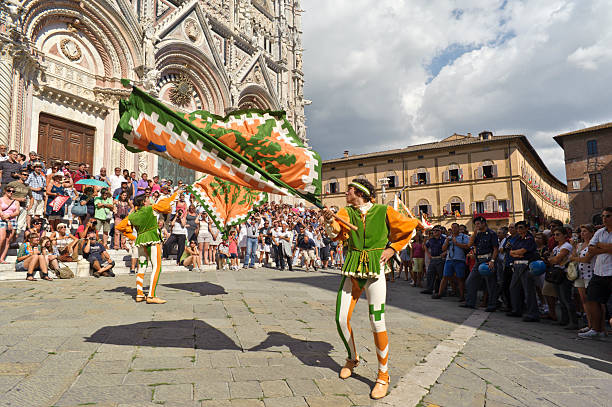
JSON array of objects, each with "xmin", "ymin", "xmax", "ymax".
[
  {"xmin": 416, "ymin": 199, "xmax": 431, "ymax": 216},
  {"xmin": 386, "ymin": 171, "xmax": 398, "ymax": 188},
  {"xmin": 477, "ymin": 160, "xmax": 497, "ymax": 179},
  {"xmin": 358, "ymin": 163, "xmax": 363, "ymax": 167},
  {"xmin": 444, "ymin": 164, "xmax": 463, "ymax": 183},
  {"xmin": 475, "ymin": 202, "xmax": 485, "ymax": 213},
  {"xmin": 417, "ymin": 173, "xmax": 427, "ymax": 184},
  {"xmin": 572, "ymin": 180, "xmax": 580, "ymax": 190},
  {"xmin": 589, "ymin": 173, "xmax": 603, "ymax": 191},
  {"xmin": 449, "ymin": 151, "xmax": 456, "ymax": 155},
  {"xmin": 387, "ymin": 159, "xmax": 394, "ymax": 163},
  {"xmin": 331, "ymin": 167, "xmax": 336, "ymax": 170},
  {"xmin": 449, "ymin": 169, "xmax": 460, "ymax": 182},
  {"xmin": 445, "ymin": 197, "xmax": 464, "ymax": 216},
  {"xmin": 418, "ymin": 155, "xmax": 424, "ymax": 159},
  {"xmin": 327, "ymin": 178, "xmax": 340, "ymax": 194},
  {"xmin": 498, "ymin": 200, "xmax": 508, "ymax": 212},
  {"xmin": 587, "ymin": 140, "xmax": 598, "ymax": 156},
  {"xmin": 413, "ymin": 168, "xmax": 429, "ymax": 185}
]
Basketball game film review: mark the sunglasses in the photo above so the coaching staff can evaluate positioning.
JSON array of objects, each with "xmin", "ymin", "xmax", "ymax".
[
  {"xmin": 6, "ymin": 190, "xmax": 15, "ymax": 193},
  {"xmin": 604, "ymin": 214, "xmax": 612, "ymax": 218},
  {"xmin": 57, "ymin": 226, "xmax": 66, "ymax": 229}
]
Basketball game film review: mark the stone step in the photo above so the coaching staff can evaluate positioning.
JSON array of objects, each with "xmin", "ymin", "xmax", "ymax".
[{"xmin": 0, "ymin": 263, "xmax": 215, "ymax": 281}]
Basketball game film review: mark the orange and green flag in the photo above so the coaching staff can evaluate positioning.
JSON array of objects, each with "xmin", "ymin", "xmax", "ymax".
[
  {"xmin": 187, "ymin": 175, "xmax": 267, "ymax": 235},
  {"xmin": 114, "ymin": 86, "xmax": 322, "ymax": 205}
]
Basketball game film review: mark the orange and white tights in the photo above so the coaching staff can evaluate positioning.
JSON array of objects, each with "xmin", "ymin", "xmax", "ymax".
[
  {"xmin": 136, "ymin": 243, "xmax": 162, "ymax": 298},
  {"xmin": 335, "ymin": 273, "xmax": 389, "ymax": 383}
]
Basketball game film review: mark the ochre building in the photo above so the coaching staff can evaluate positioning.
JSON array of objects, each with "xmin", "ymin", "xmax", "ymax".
[
  {"xmin": 322, "ymin": 132, "xmax": 570, "ymax": 229},
  {"xmin": 0, "ymin": 0, "xmax": 307, "ymax": 182},
  {"xmin": 554, "ymin": 122, "xmax": 612, "ymax": 226}
]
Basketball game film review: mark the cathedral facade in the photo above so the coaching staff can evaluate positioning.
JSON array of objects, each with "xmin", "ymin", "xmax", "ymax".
[{"xmin": 0, "ymin": 0, "xmax": 307, "ymax": 181}]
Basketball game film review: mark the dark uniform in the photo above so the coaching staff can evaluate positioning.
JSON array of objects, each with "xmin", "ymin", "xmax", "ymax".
[
  {"xmin": 425, "ymin": 235, "xmax": 446, "ymax": 293},
  {"xmin": 509, "ymin": 233, "xmax": 539, "ymax": 320},
  {"xmin": 465, "ymin": 228, "xmax": 499, "ymax": 308},
  {"xmin": 500, "ymin": 234, "xmax": 520, "ymax": 310}
]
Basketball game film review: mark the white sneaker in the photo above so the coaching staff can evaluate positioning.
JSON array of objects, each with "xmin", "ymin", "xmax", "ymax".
[
  {"xmin": 578, "ymin": 326, "xmax": 591, "ymax": 333},
  {"xmin": 578, "ymin": 329, "xmax": 604, "ymax": 339}
]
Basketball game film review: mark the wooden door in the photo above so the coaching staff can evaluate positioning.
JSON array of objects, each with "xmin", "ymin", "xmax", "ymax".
[{"xmin": 38, "ymin": 113, "xmax": 95, "ymax": 170}]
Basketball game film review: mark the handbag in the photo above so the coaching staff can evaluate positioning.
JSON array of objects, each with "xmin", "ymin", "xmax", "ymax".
[
  {"xmin": 71, "ymin": 202, "xmax": 87, "ymax": 216},
  {"xmin": 545, "ymin": 265, "xmax": 566, "ymax": 285},
  {"xmin": 566, "ymin": 262, "xmax": 579, "ymax": 281}
]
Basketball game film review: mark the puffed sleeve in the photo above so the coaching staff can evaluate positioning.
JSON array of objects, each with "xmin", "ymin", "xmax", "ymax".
[
  {"xmin": 386, "ymin": 206, "xmax": 420, "ymax": 253},
  {"xmin": 324, "ymin": 207, "xmax": 351, "ymax": 242},
  {"xmin": 152, "ymin": 191, "xmax": 178, "ymax": 214},
  {"xmin": 115, "ymin": 215, "xmax": 136, "ymax": 241}
]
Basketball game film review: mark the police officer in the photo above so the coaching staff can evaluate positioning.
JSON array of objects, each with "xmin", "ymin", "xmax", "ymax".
[
  {"xmin": 422, "ymin": 226, "xmax": 446, "ymax": 295},
  {"xmin": 508, "ymin": 221, "xmax": 539, "ymax": 322},
  {"xmin": 501, "ymin": 223, "xmax": 520, "ymax": 313},
  {"xmin": 462, "ymin": 216, "xmax": 499, "ymax": 311}
]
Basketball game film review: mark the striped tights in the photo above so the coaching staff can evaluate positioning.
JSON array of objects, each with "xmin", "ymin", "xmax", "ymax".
[
  {"xmin": 136, "ymin": 243, "xmax": 163, "ymax": 298},
  {"xmin": 335, "ymin": 273, "xmax": 389, "ymax": 383}
]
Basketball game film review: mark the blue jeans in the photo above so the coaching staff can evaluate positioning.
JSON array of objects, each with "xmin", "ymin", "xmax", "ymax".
[{"xmin": 244, "ymin": 237, "xmax": 258, "ymax": 267}]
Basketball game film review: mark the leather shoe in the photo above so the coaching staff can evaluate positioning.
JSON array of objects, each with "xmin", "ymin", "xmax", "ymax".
[
  {"xmin": 485, "ymin": 306, "xmax": 496, "ymax": 312},
  {"xmin": 146, "ymin": 297, "xmax": 167, "ymax": 304},
  {"xmin": 459, "ymin": 304, "xmax": 475, "ymax": 309},
  {"xmin": 522, "ymin": 316, "xmax": 539, "ymax": 322},
  {"xmin": 371, "ymin": 378, "xmax": 389, "ymax": 399},
  {"xmin": 420, "ymin": 290, "xmax": 433, "ymax": 294},
  {"xmin": 431, "ymin": 294, "xmax": 443, "ymax": 299},
  {"xmin": 506, "ymin": 312, "xmax": 522, "ymax": 317},
  {"xmin": 339, "ymin": 358, "xmax": 359, "ymax": 379}
]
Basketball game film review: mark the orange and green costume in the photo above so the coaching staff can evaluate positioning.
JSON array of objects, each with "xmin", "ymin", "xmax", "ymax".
[
  {"xmin": 116, "ymin": 192, "xmax": 177, "ymax": 299},
  {"xmin": 327, "ymin": 202, "xmax": 418, "ymax": 389}
]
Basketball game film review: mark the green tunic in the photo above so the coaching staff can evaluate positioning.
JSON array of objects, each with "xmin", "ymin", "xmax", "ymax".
[
  {"xmin": 128, "ymin": 206, "xmax": 162, "ymax": 246},
  {"xmin": 342, "ymin": 204, "xmax": 389, "ymax": 279}
]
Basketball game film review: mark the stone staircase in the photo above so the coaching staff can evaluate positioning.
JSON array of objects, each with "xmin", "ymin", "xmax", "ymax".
[{"xmin": 0, "ymin": 248, "xmax": 217, "ymax": 281}]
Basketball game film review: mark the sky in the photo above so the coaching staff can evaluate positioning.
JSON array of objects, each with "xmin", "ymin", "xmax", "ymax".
[{"xmin": 301, "ymin": 0, "xmax": 612, "ymax": 182}]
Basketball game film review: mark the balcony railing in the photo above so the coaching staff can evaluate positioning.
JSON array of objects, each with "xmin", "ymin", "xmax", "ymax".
[{"xmin": 473, "ymin": 211, "xmax": 510, "ymax": 219}]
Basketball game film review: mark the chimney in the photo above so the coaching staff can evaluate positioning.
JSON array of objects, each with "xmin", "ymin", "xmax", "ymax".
[{"xmin": 343, "ymin": 150, "xmax": 349, "ymax": 158}]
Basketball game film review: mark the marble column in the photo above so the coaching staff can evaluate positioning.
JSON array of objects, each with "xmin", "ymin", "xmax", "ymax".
[{"xmin": 0, "ymin": 54, "xmax": 13, "ymax": 147}]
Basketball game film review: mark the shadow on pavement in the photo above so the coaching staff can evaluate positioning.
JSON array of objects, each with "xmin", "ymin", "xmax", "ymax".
[
  {"xmin": 249, "ymin": 331, "xmax": 374, "ymax": 388},
  {"xmin": 162, "ymin": 282, "xmax": 227, "ymax": 296},
  {"xmin": 84, "ymin": 319, "xmax": 241, "ymax": 350},
  {"xmin": 270, "ymin": 273, "xmax": 612, "ymax": 363},
  {"xmin": 105, "ymin": 282, "xmax": 227, "ymax": 299},
  {"xmin": 555, "ymin": 353, "xmax": 612, "ymax": 375}
]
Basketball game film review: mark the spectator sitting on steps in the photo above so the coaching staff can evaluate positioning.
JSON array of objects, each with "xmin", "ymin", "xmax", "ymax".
[{"xmin": 82, "ymin": 230, "xmax": 115, "ymax": 278}]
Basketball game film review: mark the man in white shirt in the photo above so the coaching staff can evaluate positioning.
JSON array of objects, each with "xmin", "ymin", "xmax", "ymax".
[
  {"xmin": 108, "ymin": 167, "xmax": 127, "ymax": 194},
  {"xmin": 580, "ymin": 207, "xmax": 612, "ymax": 339}
]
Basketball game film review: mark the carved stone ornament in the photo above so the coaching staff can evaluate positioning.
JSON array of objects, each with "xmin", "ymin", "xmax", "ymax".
[
  {"xmin": 60, "ymin": 38, "xmax": 82, "ymax": 61},
  {"xmin": 184, "ymin": 19, "xmax": 200, "ymax": 42},
  {"xmin": 169, "ymin": 73, "xmax": 194, "ymax": 107}
]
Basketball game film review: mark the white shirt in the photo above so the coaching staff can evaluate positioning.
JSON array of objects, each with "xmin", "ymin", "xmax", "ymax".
[
  {"xmin": 552, "ymin": 242, "xmax": 573, "ymax": 268},
  {"xmin": 108, "ymin": 174, "xmax": 127, "ymax": 194},
  {"xmin": 590, "ymin": 227, "xmax": 612, "ymax": 277},
  {"xmin": 171, "ymin": 218, "xmax": 188, "ymax": 236}
]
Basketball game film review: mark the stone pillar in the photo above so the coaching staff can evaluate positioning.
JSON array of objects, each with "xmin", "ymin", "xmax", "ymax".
[{"xmin": 0, "ymin": 55, "xmax": 13, "ymax": 146}]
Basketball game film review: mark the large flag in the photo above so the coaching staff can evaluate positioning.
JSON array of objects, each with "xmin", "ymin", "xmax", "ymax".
[
  {"xmin": 114, "ymin": 86, "xmax": 321, "ymax": 205},
  {"xmin": 187, "ymin": 175, "xmax": 267, "ymax": 234}
]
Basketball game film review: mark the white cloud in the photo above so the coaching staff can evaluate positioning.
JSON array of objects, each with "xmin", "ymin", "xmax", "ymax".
[{"xmin": 302, "ymin": 0, "xmax": 612, "ymax": 182}]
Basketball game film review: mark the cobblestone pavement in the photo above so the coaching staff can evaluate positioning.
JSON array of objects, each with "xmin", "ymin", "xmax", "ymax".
[{"xmin": 0, "ymin": 269, "xmax": 610, "ymax": 407}]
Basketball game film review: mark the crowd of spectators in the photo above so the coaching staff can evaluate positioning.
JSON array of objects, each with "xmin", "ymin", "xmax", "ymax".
[
  {"xmin": 2, "ymin": 145, "xmax": 610, "ymax": 339},
  {"xmin": 405, "ymin": 209, "xmax": 612, "ymax": 340}
]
